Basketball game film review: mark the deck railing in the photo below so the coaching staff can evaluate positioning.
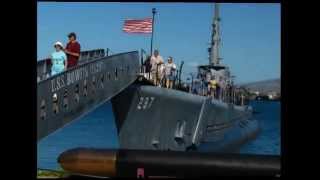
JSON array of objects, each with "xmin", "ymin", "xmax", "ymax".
[{"xmin": 37, "ymin": 49, "xmax": 107, "ymax": 82}]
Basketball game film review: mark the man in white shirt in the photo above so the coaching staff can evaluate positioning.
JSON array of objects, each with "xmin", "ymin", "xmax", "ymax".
[
  {"xmin": 150, "ymin": 49, "xmax": 164, "ymax": 85},
  {"xmin": 164, "ymin": 56, "xmax": 177, "ymax": 89}
]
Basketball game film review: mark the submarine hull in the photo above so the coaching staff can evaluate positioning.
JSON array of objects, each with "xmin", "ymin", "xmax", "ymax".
[
  {"xmin": 199, "ymin": 116, "xmax": 260, "ymax": 152},
  {"xmin": 111, "ymin": 83, "xmax": 260, "ymax": 152}
]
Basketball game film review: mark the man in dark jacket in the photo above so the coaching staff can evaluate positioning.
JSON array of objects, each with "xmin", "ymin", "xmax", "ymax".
[{"xmin": 143, "ymin": 55, "xmax": 152, "ymax": 80}]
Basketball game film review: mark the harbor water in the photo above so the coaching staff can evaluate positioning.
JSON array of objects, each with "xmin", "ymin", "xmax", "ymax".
[{"xmin": 37, "ymin": 100, "xmax": 281, "ymax": 170}]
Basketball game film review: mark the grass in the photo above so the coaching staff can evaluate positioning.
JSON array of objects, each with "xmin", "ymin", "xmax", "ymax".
[{"xmin": 37, "ymin": 168, "xmax": 69, "ymax": 178}]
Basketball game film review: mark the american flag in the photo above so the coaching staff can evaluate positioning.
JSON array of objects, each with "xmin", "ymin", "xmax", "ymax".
[{"xmin": 123, "ymin": 18, "xmax": 153, "ymax": 34}]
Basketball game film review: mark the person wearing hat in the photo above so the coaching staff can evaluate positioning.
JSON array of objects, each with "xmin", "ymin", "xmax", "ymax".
[
  {"xmin": 64, "ymin": 32, "xmax": 81, "ymax": 69},
  {"xmin": 164, "ymin": 56, "xmax": 177, "ymax": 89},
  {"xmin": 51, "ymin": 41, "xmax": 67, "ymax": 76}
]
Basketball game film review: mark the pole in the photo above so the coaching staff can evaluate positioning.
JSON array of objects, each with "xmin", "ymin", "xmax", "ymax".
[
  {"xmin": 191, "ymin": 74, "xmax": 194, "ymax": 93},
  {"xmin": 174, "ymin": 70, "xmax": 179, "ymax": 89},
  {"xmin": 178, "ymin": 61, "xmax": 184, "ymax": 87},
  {"xmin": 150, "ymin": 8, "xmax": 156, "ymax": 55},
  {"xmin": 140, "ymin": 49, "xmax": 144, "ymax": 73}
]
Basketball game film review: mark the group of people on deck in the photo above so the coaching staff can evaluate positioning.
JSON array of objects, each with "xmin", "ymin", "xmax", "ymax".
[
  {"xmin": 144, "ymin": 49, "xmax": 177, "ymax": 89},
  {"xmin": 194, "ymin": 73, "xmax": 244, "ymax": 104},
  {"xmin": 191, "ymin": 74, "xmax": 222, "ymax": 99},
  {"xmin": 50, "ymin": 32, "xmax": 81, "ymax": 76},
  {"xmin": 49, "ymin": 36, "xmax": 243, "ymax": 103},
  {"xmin": 49, "ymin": 33, "xmax": 178, "ymax": 90}
]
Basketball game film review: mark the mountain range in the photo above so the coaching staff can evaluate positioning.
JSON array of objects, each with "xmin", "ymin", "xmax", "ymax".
[{"xmin": 239, "ymin": 78, "xmax": 281, "ymax": 94}]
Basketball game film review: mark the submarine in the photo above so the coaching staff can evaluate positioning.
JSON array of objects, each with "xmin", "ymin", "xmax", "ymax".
[
  {"xmin": 110, "ymin": 3, "xmax": 260, "ymax": 152},
  {"xmin": 37, "ymin": 3, "xmax": 276, "ymax": 178}
]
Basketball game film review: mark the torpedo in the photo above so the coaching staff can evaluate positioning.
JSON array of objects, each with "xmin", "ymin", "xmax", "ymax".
[{"xmin": 58, "ymin": 148, "xmax": 281, "ymax": 178}]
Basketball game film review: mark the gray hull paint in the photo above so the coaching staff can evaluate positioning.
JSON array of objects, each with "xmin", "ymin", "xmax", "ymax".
[
  {"xmin": 37, "ymin": 51, "xmax": 140, "ymax": 141},
  {"xmin": 112, "ymin": 84, "xmax": 259, "ymax": 152},
  {"xmin": 37, "ymin": 49, "xmax": 259, "ymax": 153},
  {"xmin": 200, "ymin": 117, "xmax": 259, "ymax": 152}
]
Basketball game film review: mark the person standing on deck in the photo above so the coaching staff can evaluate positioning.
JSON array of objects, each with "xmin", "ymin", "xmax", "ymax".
[
  {"xmin": 143, "ymin": 55, "xmax": 152, "ymax": 80},
  {"xmin": 158, "ymin": 61, "xmax": 166, "ymax": 87},
  {"xmin": 226, "ymin": 83, "xmax": 232, "ymax": 103},
  {"xmin": 64, "ymin": 32, "xmax": 81, "ymax": 69},
  {"xmin": 205, "ymin": 71, "xmax": 211, "ymax": 96},
  {"xmin": 150, "ymin": 49, "xmax": 164, "ymax": 85},
  {"xmin": 209, "ymin": 78, "xmax": 217, "ymax": 98},
  {"xmin": 200, "ymin": 75, "xmax": 206, "ymax": 96},
  {"xmin": 216, "ymin": 82, "xmax": 221, "ymax": 100},
  {"xmin": 50, "ymin": 42, "xmax": 67, "ymax": 76},
  {"xmin": 164, "ymin": 57, "xmax": 177, "ymax": 89}
]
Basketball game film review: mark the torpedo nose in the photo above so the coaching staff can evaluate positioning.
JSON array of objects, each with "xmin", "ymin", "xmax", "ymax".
[{"xmin": 58, "ymin": 148, "xmax": 117, "ymax": 177}]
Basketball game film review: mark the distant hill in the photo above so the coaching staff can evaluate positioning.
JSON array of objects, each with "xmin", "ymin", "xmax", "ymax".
[{"xmin": 239, "ymin": 78, "xmax": 281, "ymax": 94}]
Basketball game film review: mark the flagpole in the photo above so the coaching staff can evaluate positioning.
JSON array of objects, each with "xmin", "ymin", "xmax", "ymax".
[{"xmin": 150, "ymin": 8, "xmax": 156, "ymax": 55}]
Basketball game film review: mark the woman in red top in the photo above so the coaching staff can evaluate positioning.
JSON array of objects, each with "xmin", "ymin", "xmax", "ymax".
[{"xmin": 64, "ymin": 32, "xmax": 81, "ymax": 69}]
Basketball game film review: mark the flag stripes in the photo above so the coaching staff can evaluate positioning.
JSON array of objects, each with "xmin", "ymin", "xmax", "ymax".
[{"xmin": 123, "ymin": 18, "xmax": 153, "ymax": 34}]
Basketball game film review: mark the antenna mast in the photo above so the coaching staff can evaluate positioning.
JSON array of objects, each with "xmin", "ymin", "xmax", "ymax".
[{"xmin": 209, "ymin": 3, "xmax": 221, "ymax": 65}]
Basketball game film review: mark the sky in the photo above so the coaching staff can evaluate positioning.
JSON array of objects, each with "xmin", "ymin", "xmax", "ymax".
[{"xmin": 37, "ymin": 2, "xmax": 280, "ymax": 84}]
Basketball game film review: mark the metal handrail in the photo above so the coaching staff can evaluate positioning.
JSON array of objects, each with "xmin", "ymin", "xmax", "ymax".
[{"xmin": 37, "ymin": 49, "xmax": 107, "ymax": 82}]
